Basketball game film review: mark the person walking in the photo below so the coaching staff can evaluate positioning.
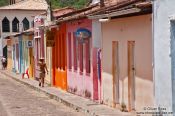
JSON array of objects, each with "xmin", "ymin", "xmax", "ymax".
[{"xmin": 38, "ymin": 58, "xmax": 48, "ymax": 87}]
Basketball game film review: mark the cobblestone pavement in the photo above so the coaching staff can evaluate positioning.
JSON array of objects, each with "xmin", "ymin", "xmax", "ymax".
[{"xmin": 0, "ymin": 73, "xmax": 85, "ymax": 116}]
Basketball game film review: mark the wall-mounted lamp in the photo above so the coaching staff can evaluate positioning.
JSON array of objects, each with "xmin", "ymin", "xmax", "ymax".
[{"xmin": 99, "ymin": 17, "xmax": 111, "ymax": 23}]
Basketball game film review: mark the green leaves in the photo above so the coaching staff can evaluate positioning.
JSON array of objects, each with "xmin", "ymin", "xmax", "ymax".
[
  {"xmin": 51, "ymin": 0, "xmax": 90, "ymax": 9},
  {"xmin": 0, "ymin": 0, "xmax": 8, "ymax": 7},
  {"xmin": 0, "ymin": 0, "xmax": 90, "ymax": 9}
]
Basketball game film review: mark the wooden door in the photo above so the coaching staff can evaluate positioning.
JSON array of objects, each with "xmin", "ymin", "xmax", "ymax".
[
  {"xmin": 53, "ymin": 25, "xmax": 67, "ymax": 90},
  {"xmin": 112, "ymin": 41, "xmax": 119, "ymax": 107},
  {"xmin": 128, "ymin": 41, "xmax": 136, "ymax": 111}
]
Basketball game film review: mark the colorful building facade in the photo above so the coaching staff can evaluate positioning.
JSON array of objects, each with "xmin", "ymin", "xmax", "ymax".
[
  {"xmin": 101, "ymin": 14, "xmax": 153, "ymax": 111},
  {"xmin": 0, "ymin": 0, "xmax": 47, "ymax": 68},
  {"xmin": 52, "ymin": 24, "xmax": 67, "ymax": 90},
  {"xmin": 66, "ymin": 19, "xmax": 99, "ymax": 100},
  {"xmin": 11, "ymin": 35, "xmax": 20, "ymax": 73},
  {"xmin": 88, "ymin": 0, "xmax": 153, "ymax": 111},
  {"xmin": 34, "ymin": 16, "xmax": 45, "ymax": 79},
  {"xmin": 5, "ymin": 30, "xmax": 34, "ymax": 78},
  {"xmin": 19, "ymin": 32, "xmax": 34, "ymax": 78}
]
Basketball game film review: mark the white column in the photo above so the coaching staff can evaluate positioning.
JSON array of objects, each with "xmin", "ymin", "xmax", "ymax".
[
  {"xmin": 0, "ymin": 19, "xmax": 3, "ymax": 69},
  {"xmin": 49, "ymin": 47, "xmax": 53, "ymax": 86}
]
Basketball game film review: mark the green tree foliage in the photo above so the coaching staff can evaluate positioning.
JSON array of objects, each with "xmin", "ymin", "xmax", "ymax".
[
  {"xmin": 51, "ymin": 0, "xmax": 90, "ymax": 9},
  {"xmin": 0, "ymin": 0, "xmax": 89, "ymax": 9},
  {"xmin": 0, "ymin": 0, "xmax": 8, "ymax": 7}
]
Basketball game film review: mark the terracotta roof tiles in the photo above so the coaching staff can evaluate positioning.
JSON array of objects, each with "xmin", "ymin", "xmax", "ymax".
[
  {"xmin": 88, "ymin": 0, "xmax": 152, "ymax": 19},
  {"xmin": 56, "ymin": 0, "xmax": 152, "ymax": 22}
]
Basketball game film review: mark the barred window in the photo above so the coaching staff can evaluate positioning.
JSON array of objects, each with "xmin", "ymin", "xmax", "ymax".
[
  {"xmin": 2, "ymin": 17, "xmax": 10, "ymax": 32},
  {"xmin": 22, "ymin": 17, "xmax": 29, "ymax": 31},
  {"xmin": 12, "ymin": 17, "xmax": 19, "ymax": 32}
]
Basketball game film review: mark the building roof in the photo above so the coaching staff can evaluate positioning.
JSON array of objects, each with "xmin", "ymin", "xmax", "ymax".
[
  {"xmin": 89, "ymin": 0, "xmax": 131, "ymax": 7},
  {"xmin": 52, "ymin": 7, "xmax": 75, "ymax": 18},
  {"xmin": 56, "ymin": 0, "xmax": 151, "ymax": 23},
  {"xmin": 88, "ymin": 0, "xmax": 152, "ymax": 19},
  {"xmin": 39, "ymin": 7, "xmax": 75, "ymax": 18},
  {"xmin": 56, "ymin": 4, "xmax": 100, "ymax": 23},
  {"xmin": 0, "ymin": 0, "xmax": 48, "ymax": 11},
  {"xmin": 52, "ymin": 7, "xmax": 75, "ymax": 17}
]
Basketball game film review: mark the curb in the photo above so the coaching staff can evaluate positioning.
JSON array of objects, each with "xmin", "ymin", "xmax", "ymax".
[{"xmin": 1, "ymin": 71, "xmax": 98, "ymax": 116}]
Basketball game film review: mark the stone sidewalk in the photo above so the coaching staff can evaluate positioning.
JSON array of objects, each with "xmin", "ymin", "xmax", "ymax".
[{"xmin": 0, "ymin": 70, "xmax": 133, "ymax": 116}]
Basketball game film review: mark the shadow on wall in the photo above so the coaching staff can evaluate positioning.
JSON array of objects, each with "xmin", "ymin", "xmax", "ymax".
[
  {"xmin": 170, "ymin": 20, "xmax": 175, "ymax": 112},
  {"xmin": 170, "ymin": 20, "xmax": 175, "ymax": 81}
]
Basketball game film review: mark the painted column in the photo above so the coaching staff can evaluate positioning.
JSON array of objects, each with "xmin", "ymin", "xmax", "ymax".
[
  {"xmin": 153, "ymin": 0, "xmax": 175, "ymax": 113},
  {"xmin": 92, "ymin": 19, "xmax": 102, "ymax": 101},
  {"xmin": 0, "ymin": 20, "xmax": 2, "ymax": 69}
]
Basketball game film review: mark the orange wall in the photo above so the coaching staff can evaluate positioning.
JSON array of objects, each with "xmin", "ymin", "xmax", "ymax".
[{"xmin": 52, "ymin": 24, "xmax": 67, "ymax": 90}]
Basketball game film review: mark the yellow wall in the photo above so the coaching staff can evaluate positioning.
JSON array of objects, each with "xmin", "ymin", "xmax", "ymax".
[{"xmin": 7, "ymin": 46, "xmax": 13, "ymax": 70}]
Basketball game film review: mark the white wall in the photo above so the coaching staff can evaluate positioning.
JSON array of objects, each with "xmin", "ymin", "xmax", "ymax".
[
  {"xmin": 92, "ymin": 19, "xmax": 102, "ymax": 48},
  {"xmin": 154, "ymin": 0, "xmax": 175, "ymax": 113},
  {"xmin": 0, "ymin": 10, "xmax": 45, "ymax": 56}
]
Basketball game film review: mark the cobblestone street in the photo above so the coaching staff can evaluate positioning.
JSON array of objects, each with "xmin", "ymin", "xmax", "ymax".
[{"xmin": 0, "ymin": 73, "xmax": 85, "ymax": 116}]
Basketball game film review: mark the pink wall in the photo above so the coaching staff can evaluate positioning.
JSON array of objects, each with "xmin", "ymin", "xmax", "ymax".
[
  {"xmin": 101, "ymin": 14, "xmax": 153, "ymax": 110},
  {"xmin": 66, "ymin": 19, "xmax": 96, "ymax": 99},
  {"xmin": 34, "ymin": 16, "xmax": 45, "ymax": 79}
]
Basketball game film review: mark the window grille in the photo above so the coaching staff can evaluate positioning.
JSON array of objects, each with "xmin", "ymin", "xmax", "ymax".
[
  {"xmin": 12, "ymin": 17, "xmax": 19, "ymax": 32},
  {"xmin": 2, "ymin": 17, "xmax": 10, "ymax": 32},
  {"xmin": 22, "ymin": 17, "xmax": 29, "ymax": 31}
]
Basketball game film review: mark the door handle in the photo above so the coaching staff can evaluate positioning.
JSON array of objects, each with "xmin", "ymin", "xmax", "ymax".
[{"xmin": 132, "ymin": 67, "xmax": 135, "ymax": 70}]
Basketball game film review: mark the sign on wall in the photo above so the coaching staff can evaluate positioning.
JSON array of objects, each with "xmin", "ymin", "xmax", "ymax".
[
  {"xmin": 26, "ymin": 40, "xmax": 33, "ymax": 48},
  {"xmin": 76, "ymin": 28, "xmax": 91, "ymax": 44}
]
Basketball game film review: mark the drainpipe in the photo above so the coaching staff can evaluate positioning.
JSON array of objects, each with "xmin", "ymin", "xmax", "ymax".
[{"xmin": 152, "ymin": 0, "xmax": 155, "ymax": 106}]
